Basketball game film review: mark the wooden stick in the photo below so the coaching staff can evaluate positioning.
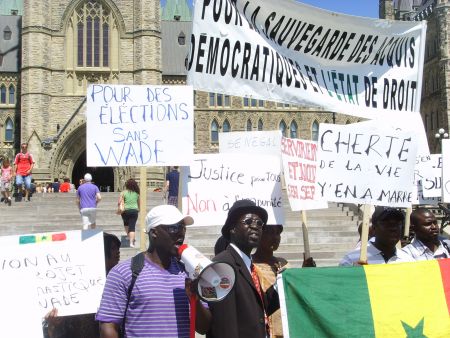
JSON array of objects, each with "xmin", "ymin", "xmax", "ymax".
[
  {"xmin": 139, "ymin": 167, "xmax": 147, "ymax": 252},
  {"xmin": 359, "ymin": 204, "xmax": 371, "ymax": 263},
  {"xmin": 301, "ymin": 210, "xmax": 311, "ymax": 260},
  {"xmin": 404, "ymin": 207, "xmax": 412, "ymax": 238}
]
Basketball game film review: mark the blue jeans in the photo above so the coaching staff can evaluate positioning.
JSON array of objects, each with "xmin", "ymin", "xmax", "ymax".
[{"xmin": 16, "ymin": 174, "xmax": 32, "ymax": 190}]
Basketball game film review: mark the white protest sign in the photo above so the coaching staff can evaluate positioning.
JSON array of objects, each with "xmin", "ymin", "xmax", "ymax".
[
  {"xmin": 188, "ymin": 0, "xmax": 426, "ymax": 119},
  {"xmin": 411, "ymin": 154, "xmax": 441, "ymax": 205},
  {"xmin": 441, "ymin": 139, "xmax": 450, "ymax": 202},
  {"xmin": 219, "ymin": 130, "xmax": 282, "ymax": 157},
  {"xmin": 316, "ymin": 123, "xmax": 418, "ymax": 207},
  {"xmin": 0, "ymin": 230, "xmax": 106, "ymax": 317},
  {"xmin": 86, "ymin": 85, "xmax": 193, "ymax": 166},
  {"xmin": 181, "ymin": 153, "xmax": 283, "ymax": 226},
  {"xmin": 419, "ymin": 154, "xmax": 442, "ymax": 198},
  {"xmin": 281, "ymin": 137, "xmax": 327, "ymax": 211}
]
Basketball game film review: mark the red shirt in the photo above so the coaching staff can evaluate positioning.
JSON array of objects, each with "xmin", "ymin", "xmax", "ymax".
[
  {"xmin": 60, "ymin": 182, "xmax": 71, "ymax": 192},
  {"xmin": 14, "ymin": 152, "xmax": 34, "ymax": 176}
]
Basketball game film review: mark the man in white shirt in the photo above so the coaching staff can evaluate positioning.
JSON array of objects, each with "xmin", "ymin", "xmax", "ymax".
[
  {"xmin": 401, "ymin": 207, "xmax": 450, "ymax": 260},
  {"xmin": 340, "ymin": 206, "xmax": 414, "ymax": 266}
]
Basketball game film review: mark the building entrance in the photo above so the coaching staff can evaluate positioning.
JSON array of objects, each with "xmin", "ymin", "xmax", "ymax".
[{"xmin": 72, "ymin": 150, "xmax": 114, "ymax": 191}]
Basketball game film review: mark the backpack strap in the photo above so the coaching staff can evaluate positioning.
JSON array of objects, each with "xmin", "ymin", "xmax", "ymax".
[{"xmin": 122, "ymin": 252, "xmax": 145, "ymax": 335}]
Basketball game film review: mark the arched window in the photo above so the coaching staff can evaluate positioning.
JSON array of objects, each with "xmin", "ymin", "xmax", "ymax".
[
  {"xmin": 3, "ymin": 26, "xmax": 11, "ymax": 40},
  {"xmin": 290, "ymin": 120, "xmax": 298, "ymax": 139},
  {"xmin": 211, "ymin": 119, "xmax": 219, "ymax": 143},
  {"xmin": 5, "ymin": 118, "xmax": 13, "ymax": 142},
  {"xmin": 223, "ymin": 119, "xmax": 231, "ymax": 133},
  {"xmin": 8, "ymin": 85, "xmax": 15, "ymax": 105},
  {"xmin": 246, "ymin": 119, "xmax": 252, "ymax": 131},
  {"xmin": 279, "ymin": 120, "xmax": 287, "ymax": 137},
  {"xmin": 178, "ymin": 31, "xmax": 186, "ymax": 45},
  {"xmin": 346, "ymin": 120, "xmax": 351, "ymax": 124},
  {"xmin": 193, "ymin": 122, "xmax": 196, "ymax": 145},
  {"xmin": 312, "ymin": 121, "xmax": 319, "ymax": 141},
  {"xmin": 0, "ymin": 85, "xmax": 6, "ymax": 104},
  {"xmin": 258, "ymin": 119, "xmax": 263, "ymax": 131}
]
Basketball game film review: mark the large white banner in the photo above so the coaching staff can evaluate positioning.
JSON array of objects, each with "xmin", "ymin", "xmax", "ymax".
[
  {"xmin": 181, "ymin": 153, "xmax": 283, "ymax": 226},
  {"xmin": 0, "ymin": 230, "xmax": 106, "ymax": 317},
  {"xmin": 316, "ymin": 123, "xmax": 418, "ymax": 207},
  {"xmin": 188, "ymin": 0, "xmax": 426, "ymax": 119},
  {"xmin": 442, "ymin": 139, "xmax": 450, "ymax": 203},
  {"xmin": 281, "ymin": 137, "xmax": 327, "ymax": 211},
  {"xmin": 219, "ymin": 130, "xmax": 282, "ymax": 157},
  {"xmin": 86, "ymin": 85, "xmax": 193, "ymax": 166}
]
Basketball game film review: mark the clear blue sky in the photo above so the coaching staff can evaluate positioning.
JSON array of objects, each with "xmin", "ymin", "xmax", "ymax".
[{"xmin": 161, "ymin": 0, "xmax": 380, "ymax": 19}]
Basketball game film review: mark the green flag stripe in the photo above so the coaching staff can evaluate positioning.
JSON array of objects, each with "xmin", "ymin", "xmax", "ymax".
[{"xmin": 282, "ymin": 266, "xmax": 375, "ymax": 337}]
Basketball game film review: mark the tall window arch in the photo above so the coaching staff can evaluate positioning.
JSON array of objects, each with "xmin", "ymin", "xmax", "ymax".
[
  {"xmin": 279, "ymin": 120, "xmax": 287, "ymax": 137},
  {"xmin": 258, "ymin": 119, "xmax": 263, "ymax": 131},
  {"xmin": 223, "ymin": 119, "xmax": 231, "ymax": 133},
  {"xmin": 8, "ymin": 85, "xmax": 15, "ymax": 105},
  {"xmin": 0, "ymin": 85, "xmax": 6, "ymax": 104},
  {"xmin": 290, "ymin": 120, "xmax": 298, "ymax": 138},
  {"xmin": 5, "ymin": 118, "xmax": 13, "ymax": 142},
  {"xmin": 246, "ymin": 119, "xmax": 252, "ymax": 131},
  {"xmin": 312, "ymin": 121, "xmax": 319, "ymax": 141},
  {"xmin": 211, "ymin": 119, "xmax": 219, "ymax": 143}
]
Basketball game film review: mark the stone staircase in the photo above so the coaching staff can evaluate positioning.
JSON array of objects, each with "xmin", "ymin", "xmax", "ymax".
[{"xmin": 0, "ymin": 191, "xmax": 360, "ymax": 267}]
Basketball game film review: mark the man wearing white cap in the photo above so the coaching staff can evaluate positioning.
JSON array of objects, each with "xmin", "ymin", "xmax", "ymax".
[
  {"xmin": 76, "ymin": 173, "xmax": 101, "ymax": 229},
  {"xmin": 96, "ymin": 205, "xmax": 211, "ymax": 338}
]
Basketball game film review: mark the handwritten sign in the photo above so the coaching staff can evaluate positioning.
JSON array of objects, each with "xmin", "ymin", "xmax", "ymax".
[
  {"xmin": 281, "ymin": 137, "xmax": 327, "ymax": 211},
  {"xmin": 188, "ymin": 0, "xmax": 426, "ymax": 120},
  {"xmin": 219, "ymin": 130, "xmax": 282, "ymax": 157},
  {"xmin": 316, "ymin": 123, "xmax": 418, "ymax": 207},
  {"xmin": 86, "ymin": 85, "xmax": 193, "ymax": 166},
  {"xmin": 418, "ymin": 154, "xmax": 442, "ymax": 198},
  {"xmin": 181, "ymin": 153, "xmax": 283, "ymax": 226},
  {"xmin": 442, "ymin": 139, "xmax": 450, "ymax": 203},
  {"xmin": 0, "ymin": 230, "xmax": 106, "ymax": 317}
]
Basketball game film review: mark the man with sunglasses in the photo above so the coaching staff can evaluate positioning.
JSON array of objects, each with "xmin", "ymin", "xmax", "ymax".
[
  {"xmin": 206, "ymin": 199, "xmax": 279, "ymax": 338},
  {"xmin": 96, "ymin": 205, "xmax": 211, "ymax": 338}
]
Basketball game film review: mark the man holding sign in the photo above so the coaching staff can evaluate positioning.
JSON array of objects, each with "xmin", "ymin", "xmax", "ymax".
[{"xmin": 340, "ymin": 207, "xmax": 413, "ymax": 266}]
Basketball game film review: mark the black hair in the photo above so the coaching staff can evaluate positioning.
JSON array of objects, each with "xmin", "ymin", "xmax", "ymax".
[{"xmin": 103, "ymin": 233, "xmax": 121, "ymax": 259}]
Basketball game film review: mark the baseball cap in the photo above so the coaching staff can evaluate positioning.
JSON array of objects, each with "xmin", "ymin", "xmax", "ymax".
[
  {"xmin": 145, "ymin": 205, "xmax": 194, "ymax": 232},
  {"xmin": 371, "ymin": 206, "xmax": 404, "ymax": 225},
  {"xmin": 84, "ymin": 173, "xmax": 92, "ymax": 182}
]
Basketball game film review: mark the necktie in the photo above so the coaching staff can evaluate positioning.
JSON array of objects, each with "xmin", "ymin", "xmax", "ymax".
[{"xmin": 251, "ymin": 263, "xmax": 270, "ymax": 337}]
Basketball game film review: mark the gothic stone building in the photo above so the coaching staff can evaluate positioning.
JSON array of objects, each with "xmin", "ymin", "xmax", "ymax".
[{"xmin": 0, "ymin": 0, "xmax": 359, "ymax": 191}]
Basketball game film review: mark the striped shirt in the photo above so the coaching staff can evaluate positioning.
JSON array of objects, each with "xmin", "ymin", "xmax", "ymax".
[{"xmin": 96, "ymin": 256, "xmax": 190, "ymax": 338}]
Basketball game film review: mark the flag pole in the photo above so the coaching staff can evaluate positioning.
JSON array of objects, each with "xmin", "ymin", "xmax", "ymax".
[
  {"xmin": 139, "ymin": 167, "xmax": 148, "ymax": 252},
  {"xmin": 301, "ymin": 210, "xmax": 311, "ymax": 260},
  {"xmin": 359, "ymin": 204, "xmax": 371, "ymax": 263}
]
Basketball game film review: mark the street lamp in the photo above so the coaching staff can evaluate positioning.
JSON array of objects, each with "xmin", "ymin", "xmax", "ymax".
[{"xmin": 435, "ymin": 128, "xmax": 449, "ymax": 153}]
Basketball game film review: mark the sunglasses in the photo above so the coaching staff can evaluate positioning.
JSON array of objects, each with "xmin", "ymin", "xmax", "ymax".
[
  {"xmin": 241, "ymin": 217, "xmax": 265, "ymax": 228},
  {"xmin": 160, "ymin": 222, "xmax": 186, "ymax": 235}
]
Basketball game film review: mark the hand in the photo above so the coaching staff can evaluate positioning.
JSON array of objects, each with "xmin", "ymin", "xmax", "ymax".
[
  {"xmin": 185, "ymin": 278, "xmax": 198, "ymax": 299},
  {"xmin": 354, "ymin": 260, "xmax": 368, "ymax": 266},
  {"xmin": 302, "ymin": 256, "xmax": 316, "ymax": 268}
]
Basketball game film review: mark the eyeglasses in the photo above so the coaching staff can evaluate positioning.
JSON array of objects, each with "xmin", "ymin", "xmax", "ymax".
[
  {"xmin": 160, "ymin": 222, "xmax": 186, "ymax": 235},
  {"xmin": 241, "ymin": 218, "xmax": 264, "ymax": 228}
]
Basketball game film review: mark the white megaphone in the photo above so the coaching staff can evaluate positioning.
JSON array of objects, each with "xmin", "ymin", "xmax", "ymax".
[{"xmin": 178, "ymin": 244, "xmax": 235, "ymax": 302}]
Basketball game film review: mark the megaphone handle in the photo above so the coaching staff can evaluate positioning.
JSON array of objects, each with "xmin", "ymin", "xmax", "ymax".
[{"xmin": 189, "ymin": 294, "xmax": 197, "ymax": 338}]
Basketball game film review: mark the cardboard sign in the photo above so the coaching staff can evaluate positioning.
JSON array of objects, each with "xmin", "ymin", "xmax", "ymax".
[
  {"xmin": 0, "ymin": 230, "xmax": 106, "ymax": 317},
  {"xmin": 419, "ymin": 154, "xmax": 442, "ymax": 198},
  {"xmin": 188, "ymin": 0, "xmax": 426, "ymax": 119},
  {"xmin": 316, "ymin": 123, "xmax": 418, "ymax": 207},
  {"xmin": 86, "ymin": 85, "xmax": 193, "ymax": 166},
  {"xmin": 181, "ymin": 153, "xmax": 284, "ymax": 226},
  {"xmin": 442, "ymin": 139, "xmax": 450, "ymax": 203},
  {"xmin": 281, "ymin": 137, "xmax": 327, "ymax": 211},
  {"xmin": 219, "ymin": 130, "xmax": 282, "ymax": 157}
]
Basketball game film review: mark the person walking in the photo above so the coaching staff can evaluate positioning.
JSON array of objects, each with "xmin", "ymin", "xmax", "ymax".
[
  {"xmin": 119, "ymin": 178, "xmax": 140, "ymax": 248},
  {"xmin": 76, "ymin": 173, "xmax": 101, "ymax": 229},
  {"xmin": 165, "ymin": 166, "xmax": 180, "ymax": 207},
  {"xmin": 1, "ymin": 158, "xmax": 13, "ymax": 206},
  {"xmin": 14, "ymin": 142, "xmax": 35, "ymax": 202}
]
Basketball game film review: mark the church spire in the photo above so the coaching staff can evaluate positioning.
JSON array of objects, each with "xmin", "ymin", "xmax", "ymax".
[{"xmin": 162, "ymin": 0, "xmax": 192, "ymax": 21}]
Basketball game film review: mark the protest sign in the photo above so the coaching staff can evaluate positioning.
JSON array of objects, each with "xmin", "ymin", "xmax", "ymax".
[
  {"xmin": 181, "ymin": 153, "xmax": 283, "ymax": 226},
  {"xmin": 281, "ymin": 137, "xmax": 327, "ymax": 211},
  {"xmin": 418, "ymin": 154, "xmax": 442, "ymax": 198},
  {"xmin": 316, "ymin": 123, "xmax": 418, "ymax": 207},
  {"xmin": 442, "ymin": 139, "xmax": 450, "ymax": 203},
  {"xmin": 0, "ymin": 230, "xmax": 106, "ymax": 317},
  {"xmin": 219, "ymin": 130, "xmax": 282, "ymax": 157},
  {"xmin": 86, "ymin": 85, "xmax": 193, "ymax": 166},
  {"xmin": 188, "ymin": 0, "xmax": 426, "ymax": 119}
]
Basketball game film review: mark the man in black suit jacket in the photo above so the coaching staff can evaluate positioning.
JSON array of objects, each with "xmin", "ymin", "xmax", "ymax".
[{"xmin": 207, "ymin": 200, "xmax": 279, "ymax": 338}]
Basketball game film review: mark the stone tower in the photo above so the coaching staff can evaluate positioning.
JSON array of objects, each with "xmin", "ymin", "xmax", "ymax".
[
  {"xmin": 21, "ymin": 0, "xmax": 161, "ymax": 189},
  {"xmin": 379, "ymin": 0, "xmax": 395, "ymax": 19}
]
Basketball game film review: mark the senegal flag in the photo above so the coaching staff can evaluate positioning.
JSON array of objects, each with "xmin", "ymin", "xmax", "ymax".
[{"xmin": 278, "ymin": 259, "xmax": 450, "ymax": 337}]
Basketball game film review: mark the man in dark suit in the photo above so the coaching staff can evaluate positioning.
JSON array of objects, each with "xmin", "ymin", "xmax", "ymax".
[{"xmin": 207, "ymin": 200, "xmax": 279, "ymax": 338}]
